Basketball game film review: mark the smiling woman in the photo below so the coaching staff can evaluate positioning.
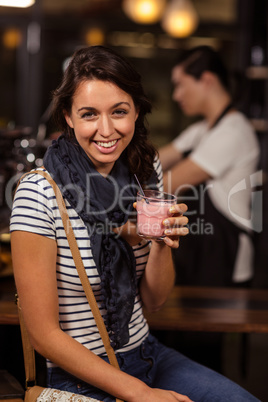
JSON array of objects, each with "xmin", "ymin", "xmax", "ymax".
[
  {"xmin": 51, "ymin": 46, "xmax": 155, "ymax": 184},
  {"xmin": 10, "ymin": 45, "xmax": 260, "ymax": 402},
  {"xmin": 64, "ymin": 80, "xmax": 138, "ymax": 176}
]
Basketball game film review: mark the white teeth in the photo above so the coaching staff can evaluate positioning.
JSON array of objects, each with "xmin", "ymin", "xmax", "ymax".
[{"xmin": 96, "ymin": 140, "xmax": 117, "ymax": 148}]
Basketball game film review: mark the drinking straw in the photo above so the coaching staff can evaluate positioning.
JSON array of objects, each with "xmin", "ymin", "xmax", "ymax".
[{"xmin": 134, "ymin": 174, "xmax": 149, "ymax": 204}]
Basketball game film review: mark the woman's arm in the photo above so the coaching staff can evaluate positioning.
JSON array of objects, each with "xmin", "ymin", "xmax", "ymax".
[
  {"xmin": 158, "ymin": 143, "xmax": 183, "ymax": 171},
  {"xmin": 163, "ymin": 157, "xmax": 211, "ymax": 195},
  {"xmin": 11, "ymin": 231, "xmax": 192, "ymax": 402},
  {"xmin": 139, "ymin": 203, "xmax": 189, "ymax": 312},
  {"xmin": 11, "ymin": 231, "xmax": 144, "ymax": 399}
]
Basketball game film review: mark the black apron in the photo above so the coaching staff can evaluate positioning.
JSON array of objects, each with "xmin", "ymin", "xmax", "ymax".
[
  {"xmin": 174, "ymin": 190, "xmax": 246, "ymax": 286},
  {"xmin": 173, "ymin": 104, "xmax": 252, "ymax": 287}
]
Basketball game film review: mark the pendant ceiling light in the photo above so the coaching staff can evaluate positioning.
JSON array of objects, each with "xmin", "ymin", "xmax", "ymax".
[
  {"xmin": 122, "ymin": 0, "xmax": 166, "ymax": 24},
  {"xmin": 3, "ymin": 28, "xmax": 22, "ymax": 48},
  {"xmin": 161, "ymin": 0, "xmax": 199, "ymax": 37},
  {"xmin": 0, "ymin": 0, "xmax": 35, "ymax": 7}
]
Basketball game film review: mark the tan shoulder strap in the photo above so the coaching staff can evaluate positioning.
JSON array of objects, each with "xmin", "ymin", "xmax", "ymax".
[
  {"xmin": 15, "ymin": 169, "xmax": 123, "ymax": 401},
  {"xmin": 16, "ymin": 295, "xmax": 36, "ymax": 388}
]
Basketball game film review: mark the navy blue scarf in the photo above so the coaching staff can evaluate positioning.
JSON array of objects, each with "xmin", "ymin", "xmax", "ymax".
[{"xmin": 43, "ymin": 135, "xmax": 139, "ymax": 349}]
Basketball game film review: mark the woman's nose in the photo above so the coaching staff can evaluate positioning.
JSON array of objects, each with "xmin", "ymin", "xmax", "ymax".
[{"xmin": 97, "ymin": 115, "xmax": 114, "ymax": 137}]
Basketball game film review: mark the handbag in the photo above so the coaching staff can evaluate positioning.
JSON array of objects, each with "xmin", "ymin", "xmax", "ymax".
[{"xmin": 15, "ymin": 169, "xmax": 124, "ymax": 402}]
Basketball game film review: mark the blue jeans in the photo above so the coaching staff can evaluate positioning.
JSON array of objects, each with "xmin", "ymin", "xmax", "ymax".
[{"xmin": 47, "ymin": 334, "xmax": 260, "ymax": 401}]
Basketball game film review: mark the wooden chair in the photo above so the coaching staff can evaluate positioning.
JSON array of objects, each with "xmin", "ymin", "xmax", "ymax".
[{"xmin": 0, "ymin": 370, "xmax": 24, "ymax": 401}]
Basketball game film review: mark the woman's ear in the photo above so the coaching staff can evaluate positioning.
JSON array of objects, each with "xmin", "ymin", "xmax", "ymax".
[
  {"xmin": 201, "ymin": 71, "xmax": 217, "ymax": 87},
  {"xmin": 64, "ymin": 111, "xmax": 74, "ymax": 128}
]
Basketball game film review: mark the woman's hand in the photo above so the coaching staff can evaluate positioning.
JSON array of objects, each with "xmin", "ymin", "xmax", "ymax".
[
  {"xmin": 161, "ymin": 202, "xmax": 189, "ymax": 248},
  {"xmin": 113, "ymin": 202, "xmax": 189, "ymax": 248}
]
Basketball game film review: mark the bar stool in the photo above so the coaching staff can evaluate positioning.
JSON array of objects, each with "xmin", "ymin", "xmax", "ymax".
[{"xmin": 0, "ymin": 370, "xmax": 24, "ymax": 401}]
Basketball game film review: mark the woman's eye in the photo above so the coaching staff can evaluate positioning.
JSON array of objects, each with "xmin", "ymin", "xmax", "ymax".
[
  {"xmin": 114, "ymin": 109, "xmax": 128, "ymax": 116},
  {"xmin": 82, "ymin": 111, "xmax": 95, "ymax": 119}
]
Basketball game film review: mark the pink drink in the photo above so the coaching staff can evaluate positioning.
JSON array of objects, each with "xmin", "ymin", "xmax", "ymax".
[{"xmin": 136, "ymin": 190, "xmax": 176, "ymax": 240}]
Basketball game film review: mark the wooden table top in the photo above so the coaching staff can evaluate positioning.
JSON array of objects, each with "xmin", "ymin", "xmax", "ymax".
[
  {"xmin": 144, "ymin": 286, "xmax": 268, "ymax": 333},
  {"xmin": 0, "ymin": 276, "xmax": 18, "ymax": 325},
  {"xmin": 1, "ymin": 275, "xmax": 268, "ymax": 333}
]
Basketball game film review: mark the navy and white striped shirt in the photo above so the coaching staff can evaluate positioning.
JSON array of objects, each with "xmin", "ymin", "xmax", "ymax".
[{"xmin": 10, "ymin": 158, "xmax": 163, "ymax": 367}]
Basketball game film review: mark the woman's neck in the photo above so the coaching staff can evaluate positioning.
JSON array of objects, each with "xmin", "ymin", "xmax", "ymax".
[{"xmin": 205, "ymin": 93, "xmax": 233, "ymax": 128}]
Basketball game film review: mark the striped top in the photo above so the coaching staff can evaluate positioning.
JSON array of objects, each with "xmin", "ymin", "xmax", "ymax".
[{"xmin": 10, "ymin": 158, "xmax": 163, "ymax": 367}]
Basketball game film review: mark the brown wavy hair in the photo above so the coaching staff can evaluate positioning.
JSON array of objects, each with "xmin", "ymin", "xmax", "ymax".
[{"xmin": 51, "ymin": 45, "xmax": 157, "ymax": 184}]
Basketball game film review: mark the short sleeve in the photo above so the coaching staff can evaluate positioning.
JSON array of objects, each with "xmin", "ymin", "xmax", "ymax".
[
  {"xmin": 153, "ymin": 156, "xmax": 164, "ymax": 192},
  {"xmin": 172, "ymin": 120, "xmax": 207, "ymax": 153},
  {"xmin": 10, "ymin": 172, "xmax": 56, "ymax": 239},
  {"xmin": 190, "ymin": 114, "xmax": 258, "ymax": 178}
]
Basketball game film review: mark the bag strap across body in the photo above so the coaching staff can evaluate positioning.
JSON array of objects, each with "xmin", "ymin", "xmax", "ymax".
[{"xmin": 15, "ymin": 169, "xmax": 123, "ymax": 402}]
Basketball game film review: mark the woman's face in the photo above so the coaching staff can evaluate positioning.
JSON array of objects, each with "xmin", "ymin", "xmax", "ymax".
[
  {"xmin": 65, "ymin": 79, "xmax": 139, "ymax": 176},
  {"xmin": 171, "ymin": 65, "xmax": 206, "ymax": 116}
]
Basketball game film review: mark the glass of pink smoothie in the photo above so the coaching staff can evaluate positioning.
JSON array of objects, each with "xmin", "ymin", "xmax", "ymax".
[{"xmin": 136, "ymin": 189, "xmax": 176, "ymax": 240}]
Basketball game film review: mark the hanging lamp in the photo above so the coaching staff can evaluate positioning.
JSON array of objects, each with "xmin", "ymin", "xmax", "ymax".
[
  {"xmin": 122, "ymin": 0, "xmax": 166, "ymax": 24},
  {"xmin": 161, "ymin": 0, "xmax": 199, "ymax": 37},
  {"xmin": 0, "ymin": 0, "xmax": 35, "ymax": 7}
]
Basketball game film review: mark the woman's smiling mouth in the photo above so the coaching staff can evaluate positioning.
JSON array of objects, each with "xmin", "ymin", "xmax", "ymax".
[
  {"xmin": 93, "ymin": 139, "xmax": 121, "ymax": 154},
  {"xmin": 95, "ymin": 139, "xmax": 118, "ymax": 148}
]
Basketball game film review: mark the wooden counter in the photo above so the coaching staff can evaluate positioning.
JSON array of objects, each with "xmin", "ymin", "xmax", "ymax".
[
  {"xmin": 1, "ymin": 276, "xmax": 268, "ymax": 333},
  {"xmin": 144, "ymin": 285, "xmax": 268, "ymax": 333},
  {"xmin": 0, "ymin": 276, "xmax": 19, "ymax": 325}
]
